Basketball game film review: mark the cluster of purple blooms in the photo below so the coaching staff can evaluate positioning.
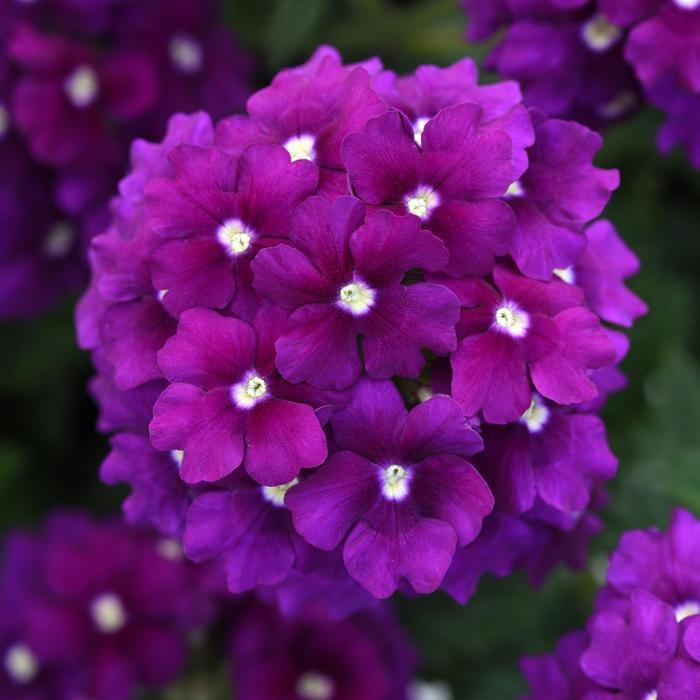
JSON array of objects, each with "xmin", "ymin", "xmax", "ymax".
[
  {"xmin": 0, "ymin": 0, "xmax": 252, "ymax": 318},
  {"xmin": 0, "ymin": 511, "xmax": 417, "ymax": 700},
  {"xmin": 77, "ymin": 45, "xmax": 646, "ymax": 613},
  {"xmin": 522, "ymin": 508, "xmax": 700, "ymax": 699},
  {"xmin": 462, "ymin": 0, "xmax": 700, "ymax": 168},
  {"xmin": 0, "ymin": 512, "xmax": 215, "ymax": 700}
]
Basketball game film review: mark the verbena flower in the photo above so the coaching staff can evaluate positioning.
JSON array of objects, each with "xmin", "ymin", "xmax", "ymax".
[
  {"xmin": 462, "ymin": 0, "xmax": 700, "ymax": 167},
  {"xmin": 0, "ymin": 0, "xmax": 253, "ymax": 319},
  {"xmin": 0, "ymin": 512, "xmax": 215, "ymax": 700},
  {"xmin": 521, "ymin": 508, "xmax": 700, "ymax": 699},
  {"xmin": 79, "ymin": 48, "xmax": 641, "ymax": 608}
]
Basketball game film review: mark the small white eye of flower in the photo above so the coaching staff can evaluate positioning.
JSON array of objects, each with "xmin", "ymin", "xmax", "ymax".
[
  {"xmin": 581, "ymin": 14, "xmax": 622, "ymax": 52},
  {"xmin": 675, "ymin": 601, "xmax": 700, "ymax": 622},
  {"xmin": 64, "ymin": 65, "xmax": 100, "ymax": 108},
  {"xmin": 4, "ymin": 643, "xmax": 39, "ymax": 685},
  {"xmin": 493, "ymin": 302, "xmax": 530, "ymax": 338},
  {"xmin": 381, "ymin": 464, "xmax": 411, "ymax": 501},
  {"xmin": 262, "ymin": 478, "xmax": 300, "ymax": 507},
  {"xmin": 337, "ymin": 280, "xmax": 376, "ymax": 316},
  {"xmin": 674, "ymin": 0, "xmax": 700, "ymax": 9},
  {"xmin": 643, "ymin": 691, "xmax": 658, "ymax": 700},
  {"xmin": 42, "ymin": 222, "xmax": 75, "ymax": 258},
  {"xmin": 504, "ymin": 180, "xmax": 525, "ymax": 198},
  {"xmin": 0, "ymin": 104, "xmax": 10, "ymax": 139},
  {"xmin": 295, "ymin": 671, "xmax": 335, "ymax": 700},
  {"xmin": 409, "ymin": 680, "xmax": 453, "ymax": 700},
  {"xmin": 169, "ymin": 35, "xmax": 204, "ymax": 74},
  {"xmin": 157, "ymin": 538, "xmax": 184, "ymax": 561},
  {"xmin": 405, "ymin": 185, "xmax": 440, "ymax": 220},
  {"xmin": 283, "ymin": 134, "xmax": 316, "ymax": 162},
  {"xmin": 413, "ymin": 117, "xmax": 430, "ymax": 147},
  {"xmin": 232, "ymin": 374, "xmax": 268, "ymax": 409},
  {"xmin": 170, "ymin": 449, "xmax": 184, "ymax": 467},
  {"xmin": 553, "ymin": 267, "xmax": 575, "ymax": 284},
  {"xmin": 216, "ymin": 218, "xmax": 254, "ymax": 256},
  {"xmin": 416, "ymin": 386, "xmax": 434, "ymax": 403},
  {"xmin": 90, "ymin": 592, "xmax": 127, "ymax": 634},
  {"xmin": 520, "ymin": 395, "xmax": 550, "ymax": 433}
]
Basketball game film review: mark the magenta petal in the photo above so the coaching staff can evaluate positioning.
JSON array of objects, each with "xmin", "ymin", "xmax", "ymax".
[
  {"xmin": 350, "ymin": 210, "xmax": 449, "ymax": 286},
  {"xmin": 398, "ymin": 395, "xmax": 483, "ymax": 461},
  {"xmin": 244, "ymin": 398, "xmax": 328, "ymax": 486},
  {"xmin": 128, "ymin": 625, "xmax": 187, "ymax": 687},
  {"xmin": 451, "ymin": 331, "xmax": 531, "ymax": 424},
  {"xmin": 412, "ymin": 455, "xmax": 494, "ymax": 546},
  {"xmin": 286, "ymin": 451, "xmax": 377, "ymax": 550},
  {"xmin": 342, "ymin": 110, "xmax": 421, "ymax": 205},
  {"xmin": 251, "ymin": 243, "xmax": 333, "ymax": 310},
  {"xmin": 429, "ymin": 199, "xmax": 514, "ymax": 278},
  {"xmin": 157, "ymin": 308, "xmax": 256, "ymax": 390},
  {"xmin": 276, "ymin": 304, "xmax": 361, "ymax": 390},
  {"xmin": 150, "ymin": 384, "xmax": 245, "ymax": 484},
  {"xmin": 360, "ymin": 283, "xmax": 459, "ymax": 380},
  {"xmin": 344, "ymin": 503, "xmax": 457, "ymax": 598},
  {"xmin": 331, "ymin": 378, "xmax": 407, "ymax": 461},
  {"xmin": 150, "ymin": 238, "xmax": 235, "ymax": 315}
]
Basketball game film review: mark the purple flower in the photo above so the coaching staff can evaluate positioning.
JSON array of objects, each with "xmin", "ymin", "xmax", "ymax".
[
  {"xmin": 286, "ymin": 379, "xmax": 493, "ymax": 598},
  {"xmin": 447, "ymin": 265, "xmax": 616, "ymax": 424},
  {"xmin": 343, "ymin": 106, "xmax": 517, "ymax": 277},
  {"xmin": 0, "ymin": 513, "xmax": 213, "ymax": 700},
  {"xmin": 150, "ymin": 306, "xmax": 329, "ymax": 486},
  {"xmin": 144, "ymin": 143, "xmax": 317, "ymax": 317},
  {"xmin": 228, "ymin": 601, "xmax": 418, "ymax": 700},
  {"xmin": 252, "ymin": 196, "xmax": 459, "ymax": 390}
]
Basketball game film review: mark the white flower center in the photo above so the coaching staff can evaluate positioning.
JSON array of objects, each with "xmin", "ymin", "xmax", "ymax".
[
  {"xmin": 337, "ymin": 281, "xmax": 376, "ymax": 316},
  {"xmin": 157, "ymin": 538, "xmax": 184, "ymax": 561},
  {"xmin": 405, "ymin": 185, "xmax": 440, "ymax": 220},
  {"xmin": 416, "ymin": 386, "xmax": 434, "ymax": 403},
  {"xmin": 413, "ymin": 117, "xmax": 430, "ymax": 147},
  {"xmin": 0, "ymin": 104, "xmax": 9, "ymax": 139},
  {"xmin": 599, "ymin": 90, "xmax": 638, "ymax": 119},
  {"xmin": 504, "ymin": 180, "xmax": 524, "ymax": 198},
  {"xmin": 170, "ymin": 449, "xmax": 184, "ymax": 467},
  {"xmin": 520, "ymin": 395, "xmax": 550, "ymax": 433},
  {"xmin": 262, "ymin": 478, "xmax": 299, "ymax": 507},
  {"xmin": 674, "ymin": 0, "xmax": 700, "ymax": 9},
  {"xmin": 408, "ymin": 680, "xmax": 453, "ymax": 700},
  {"xmin": 4, "ymin": 643, "xmax": 38, "ymax": 685},
  {"xmin": 157, "ymin": 289, "xmax": 169, "ymax": 302},
  {"xmin": 169, "ymin": 35, "xmax": 204, "ymax": 74},
  {"xmin": 493, "ymin": 303, "xmax": 529, "ymax": 338},
  {"xmin": 283, "ymin": 134, "xmax": 316, "ymax": 162},
  {"xmin": 581, "ymin": 14, "xmax": 622, "ymax": 52},
  {"xmin": 643, "ymin": 692, "xmax": 658, "ymax": 700},
  {"xmin": 64, "ymin": 65, "xmax": 99, "ymax": 108},
  {"xmin": 232, "ymin": 374, "xmax": 268, "ymax": 409},
  {"xmin": 296, "ymin": 671, "xmax": 335, "ymax": 700},
  {"xmin": 381, "ymin": 464, "xmax": 411, "ymax": 501},
  {"xmin": 675, "ymin": 601, "xmax": 700, "ymax": 622},
  {"xmin": 90, "ymin": 593, "xmax": 127, "ymax": 634},
  {"xmin": 42, "ymin": 222, "xmax": 74, "ymax": 258},
  {"xmin": 216, "ymin": 218, "xmax": 254, "ymax": 256},
  {"xmin": 553, "ymin": 267, "xmax": 575, "ymax": 284}
]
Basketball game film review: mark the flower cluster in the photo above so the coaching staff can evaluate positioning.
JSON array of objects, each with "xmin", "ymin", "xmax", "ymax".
[
  {"xmin": 0, "ymin": 511, "xmax": 216, "ymax": 700},
  {"xmin": 521, "ymin": 508, "xmax": 700, "ymax": 699},
  {"xmin": 0, "ymin": 0, "xmax": 252, "ymax": 319},
  {"xmin": 462, "ymin": 0, "xmax": 700, "ymax": 167},
  {"xmin": 228, "ymin": 600, "xmax": 417, "ymax": 700},
  {"xmin": 78, "ymin": 46, "xmax": 644, "ymax": 610}
]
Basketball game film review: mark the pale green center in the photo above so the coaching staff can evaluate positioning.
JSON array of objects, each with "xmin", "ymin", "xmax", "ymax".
[
  {"xmin": 581, "ymin": 14, "xmax": 621, "ymax": 52},
  {"xmin": 216, "ymin": 218, "xmax": 253, "ymax": 255},
  {"xmin": 169, "ymin": 35, "xmax": 203, "ymax": 73},
  {"xmin": 520, "ymin": 396, "xmax": 550, "ymax": 433},
  {"xmin": 233, "ymin": 374, "xmax": 268, "ymax": 409},
  {"xmin": 338, "ymin": 281, "xmax": 375, "ymax": 315},
  {"xmin": 382, "ymin": 464, "xmax": 410, "ymax": 501},
  {"xmin": 43, "ymin": 223, "xmax": 74, "ymax": 258},
  {"xmin": 64, "ymin": 65, "xmax": 99, "ymax": 108},
  {"xmin": 405, "ymin": 186, "xmax": 439, "ymax": 220},
  {"xmin": 4, "ymin": 644, "xmax": 38, "ymax": 685},
  {"xmin": 262, "ymin": 478, "xmax": 300, "ymax": 507},
  {"xmin": 494, "ymin": 304, "xmax": 529, "ymax": 337},
  {"xmin": 91, "ymin": 593, "xmax": 127, "ymax": 634},
  {"xmin": 295, "ymin": 671, "xmax": 335, "ymax": 700}
]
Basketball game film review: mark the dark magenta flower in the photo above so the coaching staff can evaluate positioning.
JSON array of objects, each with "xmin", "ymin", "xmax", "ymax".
[
  {"xmin": 252, "ymin": 196, "xmax": 459, "ymax": 390},
  {"xmin": 447, "ymin": 265, "xmax": 616, "ymax": 424},
  {"xmin": 286, "ymin": 379, "xmax": 493, "ymax": 598},
  {"xmin": 0, "ymin": 513, "xmax": 213, "ymax": 700}
]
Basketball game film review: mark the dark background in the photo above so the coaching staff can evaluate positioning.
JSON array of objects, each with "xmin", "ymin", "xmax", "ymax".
[{"xmin": 2, "ymin": 1, "xmax": 699, "ymax": 697}]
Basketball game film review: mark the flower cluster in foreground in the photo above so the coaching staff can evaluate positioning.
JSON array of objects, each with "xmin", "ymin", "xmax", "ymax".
[
  {"xmin": 0, "ymin": 0, "xmax": 252, "ymax": 318},
  {"xmin": 522, "ymin": 508, "xmax": 700, "ymax": 699},
  {"xmin": 0, "ymin": 512, "xmax": 215, "ymax": 700},
  {"xmin": 462, "ymin": 0, "xmax": 700, "ymax": 167},
  {"xmin": 78, "ymin": 45, "xmax": 645, "ymax": 611}
]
